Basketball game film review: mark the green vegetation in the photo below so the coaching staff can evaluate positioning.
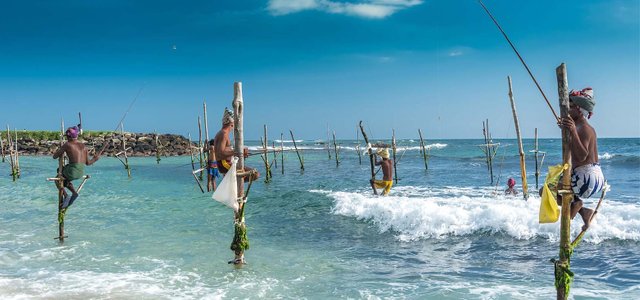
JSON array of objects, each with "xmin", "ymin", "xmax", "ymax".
[{"xmin": 12, "ymin": 130, "xmax": 113, "ymax": 141}]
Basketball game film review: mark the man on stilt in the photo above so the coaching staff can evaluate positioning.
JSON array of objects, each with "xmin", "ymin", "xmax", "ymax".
[
  {"xmin": 53, "ymin": 125, "xmax": 101, "ymax": 209},
  {"xmin": 370, "ymin": 148, "xmax": 394, "ymax": 196},
  {"xmin": 558, "ymin": 87, "xmax": 604, "ymax": 230},
  {"xmin": 213, "ymin": 108, "xmax": 259, "ymax": 181}
]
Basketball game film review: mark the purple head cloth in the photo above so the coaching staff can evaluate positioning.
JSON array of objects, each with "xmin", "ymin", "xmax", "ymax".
[{"xmin": 66, "ymin": 126, "xmax": 79, "ymax": 138}]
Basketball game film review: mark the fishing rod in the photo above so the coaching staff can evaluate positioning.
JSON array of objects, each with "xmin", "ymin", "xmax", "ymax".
[
  {"xmin": 94, "ymin": 85, "xmax": 145, "ymax": 156},
  {"xmin": 478, "ymin": 0, "xmax": 559, "ymax": 121}
]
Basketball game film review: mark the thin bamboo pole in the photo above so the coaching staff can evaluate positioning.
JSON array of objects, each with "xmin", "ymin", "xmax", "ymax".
[
  {"xmin": 332, "ymin": 130, "xmax": 339, "ymax": 167},
  {"xmin": 56, "ymin": 119, "xmax": 66, "ymax": 241},
  {"xmin": 507, "ymin": 76, "xmax": 528, "ymax": 199},
  {"xmin": 231, "ymin": 82, "xmax": 248, "ymax": 265},
  {"xmin": 198, "ymin": 116, "xmax": 204, "ymax": 181},
  {"xmin": 280, "ymin": 133, "xmax": 285, "ymax": 175},
  {"xmin": 290, "ymin": 130, "xmax": 304, "ymax": 171},
  {"xmin": 6, "ymin": 125, "xmax": 16, "ymax": 181},
  {"xmin": 14, "ymin": 128, "xmax": 20, "ymax": 178},
  {"xmin": 263, "ymin": 125, "xmax": 272, "ymax": 183},
  {"xmin": 0, "ymin": 133, "xmax": 4, "ymax": 163},
  {"xmin": 155, "ymin": 131, "xmax": 161, "ymax": 164},
  {"xmin": 418, "ymin": 129, "xmax": 429, "ymax": 170},
  {"xmin": 392, "ymin": 129, "xmax": 398, "ymax": 184},
  {"xmin": 555, "ymin": 63, "xmax": 573, "ymax": 300},
  {"xmin": 121, "ymin": 123, "xmax": 131, "ymax": 178},
  {"xmin": 359, "ymin": 121, "xmax": 377, "ymax": 195},
  {"xmin": 188, "ymin": 133, "xmax": 196, "ymax": 171}
]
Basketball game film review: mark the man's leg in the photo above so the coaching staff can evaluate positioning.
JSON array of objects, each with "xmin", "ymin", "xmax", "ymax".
[
  {"xmin": 64, "ymin": 180, "xmax": 79, "ymax": 208},
  {"xmin": 369, "ymin": 179, "xmax": 377, "ymax": 193},
  {"xmin": 578, "ymin": 206, "xmax": 595, "ymax": 231},
  {"xmin": 570, "ymin": 198, "xmax": 583, "ymax": 219}
]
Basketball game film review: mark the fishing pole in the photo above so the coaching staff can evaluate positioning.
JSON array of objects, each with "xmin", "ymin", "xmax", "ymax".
[
  {"xmin": 478, "ymin": 0, "xmax": 559, "ymax": 121},
  {"xmin": 94, "ymin": 85, "xmax": 145, "ymax": 156}
]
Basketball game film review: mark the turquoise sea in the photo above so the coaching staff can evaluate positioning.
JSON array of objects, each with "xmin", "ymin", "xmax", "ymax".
[{"xmin": 1, "ymin": 138, "xmax": 639, "ymax": 299}]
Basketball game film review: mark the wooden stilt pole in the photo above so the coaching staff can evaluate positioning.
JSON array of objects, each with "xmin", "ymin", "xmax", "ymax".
[
  {"xmin": 7, "ymin": 125, "xmax": 17, "ymax": 181},
  {"xmin": 121, "ymin": 123, "xmax": 131, "ymax": 178},
  {"xmin": 359, "ymin": 121, "xmax": 377, "ymax": 195},
  {"xmin": 332, "ymin": 130, "xmax": 339, "ymax": 167},
  {"xmin": 507, "ymin": 76, "xmax": 528, "ymax": 199},
  {"xmin": 418, "ymin": 129, "xmax": 429, "ymax": 170},
  {"xmin": 231, "ymin": 82, "xmax": 248, "ymax": 265},
  {"xmin": 198, "ymin": 116, "xmax": 204, "ymax": 181},
  {"xmin": 188, "ymin": 133, "xmax": 196, "ymax": 172},
  {"xmin": 0, "ymin": 132, "xmax": 5, "ymax": 163},
  {"xmin": 14, "ymin": 128, "xmax": 20, "ymax": 178},
  {"xmin": 263, "ymin": 125, "xmax": 272, "ymax": 183},
  {"xmin": 56, "ymin": 119, "xmax": 66, "ymax": 241},
  {"xmin": 155, "ymin": 131, "xmax": 161, "ymax": 164},
  {"xmin": 290, "ymin": 130, "xmax": 304, "ymax": 171},
  {"xmin": 554, "ymin": 63, "xmax": 573, "ymax": 300},
  {"xmin": 272, "ymin": 141, "xmax": 277, "ymax": 169},
  {"xmin": 392, "ymin": 129, "xmax": 398, "ymax": 184}
]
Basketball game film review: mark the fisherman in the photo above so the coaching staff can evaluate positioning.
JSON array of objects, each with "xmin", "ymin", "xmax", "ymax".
[
  {"xmin": 213, "ymin": 108, "xmax": 259, "ymax": 181},
  {"xmin": 558, "ymin": 87, "xmax": 603, "ymax": 230},
  {"xmin": 52, "ymin": 125, "xmax": 101, "ymax": 209},
  {"xmin": 369, "ymin": 148, "xmax": 394, "ymax": 196},
  {"xmin": 504, "ymin": 178, "xmax": 518, "ymax": 196}
]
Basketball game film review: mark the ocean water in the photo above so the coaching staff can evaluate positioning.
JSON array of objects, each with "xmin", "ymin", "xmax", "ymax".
[{"xmin": 1, "ymin": 138, "xmax": 639, "ymax": 299}]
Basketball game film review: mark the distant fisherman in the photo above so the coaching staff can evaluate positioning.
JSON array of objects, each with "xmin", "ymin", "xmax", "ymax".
[
  {"xmin": 558, "ymin": 87, "xmax": 604, "ymax": 230},
  {"xmin": 370, "ymin": 148, "xmax": 394, "ymax": 196},
  {"xmin": 53, "ymin": 125, "xmax": 101, "ymax": 209},
  {"xmin": 213, "ymin": 108, "xmax": 259, "ymax": 181},
  {"xmin": 505, "ymin": 178, "xmax": 518, "ymax": 196}
]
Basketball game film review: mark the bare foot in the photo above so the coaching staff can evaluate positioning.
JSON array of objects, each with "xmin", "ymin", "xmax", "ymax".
[{"xmin": 580, "ymin": 208, "xmax": 595, "ymax": 231}]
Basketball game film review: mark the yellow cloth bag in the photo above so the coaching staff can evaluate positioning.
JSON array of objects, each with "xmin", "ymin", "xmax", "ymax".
[{"xmin": 539, "ymin": 164, "xmax": 568, "ymax": 223}]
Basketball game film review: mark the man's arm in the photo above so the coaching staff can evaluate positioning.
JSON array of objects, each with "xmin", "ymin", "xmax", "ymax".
[
  {"xmin": 53, "ymin": 144, "xmax": 66, "ymax": 159},
  {"xmin": 86, "ymin": 148, "xmax": 101, "ymax": 165}
]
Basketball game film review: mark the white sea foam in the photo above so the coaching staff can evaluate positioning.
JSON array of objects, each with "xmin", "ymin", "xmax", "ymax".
[
  {"xmin": 313, "ymin": 186, "xmax": 640, "ymax": 243},
  {"xmin": 599, "ymin": 152, "xmax": 615, "ymax": 160}
]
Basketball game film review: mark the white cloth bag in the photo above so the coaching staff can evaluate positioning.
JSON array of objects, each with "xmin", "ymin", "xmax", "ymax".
[{"xmin": 212, "ymin": 157, "xmax": 239, "ymax": 212}]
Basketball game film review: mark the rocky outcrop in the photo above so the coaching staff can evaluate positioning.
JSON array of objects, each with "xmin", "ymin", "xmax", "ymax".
[{"xmin": 12, "ymin": 133, "xmax": 198, "ymax": 157}]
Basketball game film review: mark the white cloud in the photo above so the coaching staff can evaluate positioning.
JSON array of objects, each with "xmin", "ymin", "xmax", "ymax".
[
  {"xmin": 447, "ymin": 47, "xmax": 473, "ymax": 57},
  {"xmin": 267, "ymin": 0, "xmax": 423, "ymax": 19}
]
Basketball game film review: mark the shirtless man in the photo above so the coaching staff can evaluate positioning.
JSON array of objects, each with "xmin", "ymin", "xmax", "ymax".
[
  {"xmin": 370, "ymin": 148, "xmax": 394, "ymax": 196},
  {"xmin": 559, "ymin": 87, "xmax": 604, "ymax": 230},
  {"xmin": 213, "ymin": 108, "xmax": 259, "ymax": 181},
  {"xmin": 505, "ymin": 178, "xmax": 518, "ymax": 196},
  {"xmin": 52, "ymin": 126, "xmax": 101, "ymax": 208}
]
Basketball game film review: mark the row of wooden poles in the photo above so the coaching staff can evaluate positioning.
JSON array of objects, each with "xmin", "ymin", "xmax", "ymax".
[{"xmin": 2, "ymin": 125, "xmax": 21, "ymax": 181}]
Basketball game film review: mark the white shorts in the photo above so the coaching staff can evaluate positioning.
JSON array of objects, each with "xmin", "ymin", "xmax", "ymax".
[{"xmin": 571, "ymin": 163, "xmax": 605, "ymax": 199}]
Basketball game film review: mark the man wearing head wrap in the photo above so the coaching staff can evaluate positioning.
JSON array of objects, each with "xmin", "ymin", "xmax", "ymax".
[
  {"xmin": 558, "ymin": 86, "xmax": 604, "ymax": 231},
  {"xmin": 213, "ymin": 108, "xmax": 259, "ymax": 182},
  {"xmin": 52, "ymin": 125, "xmax": 101, "ymax": 209},
  {"xmin": 504, "ymin": 178, "xmax": 518, "ymax": 196},
  {"xmin": 369, "ymin": 148, "xmax": 394, "ymax": 196}
]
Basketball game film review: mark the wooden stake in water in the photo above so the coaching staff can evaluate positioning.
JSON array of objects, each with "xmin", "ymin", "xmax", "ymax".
[
  {"xmin": 531, "ymin": 128, "xmax": 546, "ymax": 190},
  {"xmin": 272, "ymin": 141, "xmax": 278, "ymax": 169},
  {"xmin": 480, "ymin": 120, "xmax": 498, "ymax": 184},
  {"xmin": 198, "ymin": 116, "xmax": 204, "ymax": 181},
  {"xmin": 418, "ymin": 128, "xmax": 429, "ymax": 170},
  {"xmin": 392, "ymin": 129, "xmax": 398, "ymax": 184},
  {"xmin": 290, "ymin": 130, "xmax": 304, "ymax": 171},
  {"xmin": 507, "ymin": 76, "xmax": 528, "ymax": 199},
  {"xmin": 56, "ymin": 119, "xmax": 67, "ymax": 241},
  {"xmin": 332, "ymin": 130, "xmax": 339, "ymax": 167},
  {"xmin": 121, "ymin": 123, "xmax": 131, "ymax": 178},
  {"xmin": 263, "ymin": 125, "xmax": 272, "ymax": 183},
  {"xmin": 0, "ymin": 132, "xmax": 5, "ymax": 163},
  {"xmin": 326, "ymin": 123, "xmax": 332, "ymax": 160},
  {"xmin": 554, "ymin": 63, "xmax": 573, "ymax": 300},
  {"xmin": 155, "ymin": 131, "xmax": 161, "ymax": 164},
  {"xmin": 14, "ymin": 128, "xmax": 20, "ymax": 178},
  {"xmin": 359, "ymin": 121, "xmax": 377, "ymax": 195},
  {"xmin": 231, "ymin": 82, "xmax": 248, "ymax": 265}
]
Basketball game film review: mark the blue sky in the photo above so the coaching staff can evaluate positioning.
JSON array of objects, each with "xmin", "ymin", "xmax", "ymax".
[{"xmin": 1, "ymin": 0, "xmax": 638, "ymax": 140}]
